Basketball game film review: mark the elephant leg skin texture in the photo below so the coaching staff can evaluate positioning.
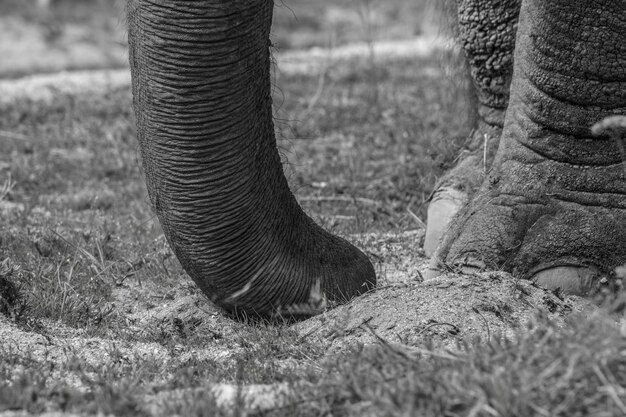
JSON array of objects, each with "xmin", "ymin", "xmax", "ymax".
[
  {"xmin": 430, "ymin": 0, "xmax": 626, "ymax": 295},
  {"xmin": 424, "ymin": 0, "xmax": 520, "ymax": 256},
  {"xmin": 127, "ymin": 0, "xmax": 375, "ymax": 318}
]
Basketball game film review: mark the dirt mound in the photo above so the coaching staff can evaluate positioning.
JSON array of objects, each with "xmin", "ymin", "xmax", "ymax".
[{"xmin": 295, "ymin": 271, "xmax": 593, "ymax": 353}]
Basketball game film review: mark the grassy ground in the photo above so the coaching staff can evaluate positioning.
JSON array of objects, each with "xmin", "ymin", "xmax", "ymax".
[
  {"xmin": 0, "ymin": 0, "xmax": 439, "ymax": 79},
  {"xmin": 1, "ymin": 1, "xmax": 625, "ymax": 416}
]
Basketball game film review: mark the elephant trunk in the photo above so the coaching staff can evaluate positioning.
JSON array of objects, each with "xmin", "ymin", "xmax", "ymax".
[{"xmin": 126, "ymin": 0, "xmax": 375, "ymax": 317}]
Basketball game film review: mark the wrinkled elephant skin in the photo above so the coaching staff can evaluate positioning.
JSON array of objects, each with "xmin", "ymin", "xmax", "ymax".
[
  {"xmin": 430, "ymin": 0, "xmax": 626, "ymax": 295},
  {"xmin": 127, "ymin": 1, "xmax": 375, "ymax": 318}
]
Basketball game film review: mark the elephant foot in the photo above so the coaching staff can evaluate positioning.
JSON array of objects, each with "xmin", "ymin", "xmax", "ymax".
[
  {"xmin": 424, "ymin": 122, "xmax": 501, "ymax": 256},
  {"xmin": 428, "ymin": 129, "xmax": 626, "ymax": 296}
]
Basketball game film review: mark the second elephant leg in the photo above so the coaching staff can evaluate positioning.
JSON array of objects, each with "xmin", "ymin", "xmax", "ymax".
[{"xmin": 424, "ymin": 0, "xmax": 521, "ymax": 256}]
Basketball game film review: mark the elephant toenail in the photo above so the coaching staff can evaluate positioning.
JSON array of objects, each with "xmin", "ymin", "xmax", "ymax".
[
  {"xmin": 424, "ymin": 187, "xmax": 467, "ymax": 257},
  {"xmin": 530, "ymin": 266, "xmax": 601, "ymax": 296}
]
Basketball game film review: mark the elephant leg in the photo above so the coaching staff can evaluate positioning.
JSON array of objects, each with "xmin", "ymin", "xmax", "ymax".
[
  {"xmin": 127, "ymin": 1, "xmax": 375, "ymax": 317},
  {"xmin": 430, "ymin": 0, "xmax": 626, "ymax": 294},
  {"xmin": 424, "ymin": 0, "xmax": 521, "ymax": 256}
]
